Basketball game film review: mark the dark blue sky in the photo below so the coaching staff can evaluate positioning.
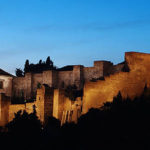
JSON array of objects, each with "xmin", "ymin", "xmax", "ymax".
[{"xmin": 0, "ymin": 0, "xmax": 150, "ymax": 74}]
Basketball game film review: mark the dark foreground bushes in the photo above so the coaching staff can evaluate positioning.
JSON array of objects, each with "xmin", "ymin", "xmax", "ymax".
[{"xmin": 1, "ymin": 87, "xmax": 150, "ymax": 150}]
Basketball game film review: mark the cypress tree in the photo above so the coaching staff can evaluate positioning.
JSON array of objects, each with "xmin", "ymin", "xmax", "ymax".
[
  {"xmin": 24, "ymin": 59, "xmax": 30, "ymax": 73},
  {"xmin": 46, "ymin": 56, "xmax": 51, "ymax": 66}
]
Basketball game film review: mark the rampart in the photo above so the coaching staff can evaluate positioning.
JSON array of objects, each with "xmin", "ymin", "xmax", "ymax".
[
  {"xmin": 12, "ymin": 61, "xmax": 113, "ymax": 100},
  {"xmin": 1, "ymin": 51, "xmax": 150, "ymax": 126},
  {"xmin": 82, "ymin": 52, "xmax": 150, "ymax": 113},
  {"xmin": 53, "ymin": 89, "xmax": 82, "ymax": 124},
  {"xmin": 8, "ymin": 87, "xmax": 82, "ymax": 125},
  {"xmin": 0, "ymin": 94, "xmax": 10, "ymax": 126},
  {"xmin": 9, "ymin": 85, "xmax": 53, "ymax": 123}
]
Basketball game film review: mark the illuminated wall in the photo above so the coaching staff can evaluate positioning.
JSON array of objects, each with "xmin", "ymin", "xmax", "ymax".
[
  {"xmin": 9, "ymin": 85, "xmax": 53, "ymax": 123},
  {"xmin": 82, "ymin": 52, "xmax": 150, "ymax": 114},
  {"xmin": 12, "ymin": 61, "xmax": 112, "ymax": 100},
  {"xmin": 0, "ymin": 93, "xmax": 10, "ymax": 126},
  {"xmin": 1, "ymin": 51, "xmax": 150, "ymax": 126},
  {"xmin": 53, "ymin": 89, "xmax": 82, "ymax": 124}
]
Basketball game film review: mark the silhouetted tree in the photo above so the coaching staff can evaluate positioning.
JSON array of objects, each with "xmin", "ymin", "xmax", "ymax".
[
  {"xmin": 113, "ymin": 91, "xmax": 123, "ymax": 105},
  {"xmin": 37, "ymin": 82, "xmax": 42, "ymax": 89},
  {"xmin": 43, "ymin": 117, "xmax": 60, "ymax": 137},
  {"xmin": 39, "ymin": 59, "xmax": 42, "ymax": 65},
  {"xmin": 15, "ymin": 68, "xmax": 24, "ymax": 77},
  {"xmin": 24, "ymin": 59, "xmax": 30, "ymax": 73},
  {"xmin": 46, "ymin": 56, "xmax": 51, "ymax": 65},
  {"xmin": 22, "ymin": 56, "xmax": 58, "ymax": 74},
  {"xmin": 3, "ymin": 86, "xmax": 150, "ymax": 150},
  {"xmin": 77, "ymin": 88, "xmax": 150, "ymax": 150},
  {"xmin": 6, "ymin": 110, "xmax": 42, "ymax": 149},
  {"xmin": 46, "ymin": 56, "xmax": 53, "ymax": 70}
]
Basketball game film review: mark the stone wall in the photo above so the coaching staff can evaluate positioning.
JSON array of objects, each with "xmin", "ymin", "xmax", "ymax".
[
  {"xmin": 9, "ymin": 104, "xmax": 26, "ymax": 122},
  {"xmin": 13, "ymin": 77, "xmax": 25, "ymax": 97},
  {"xmin": 9, "ymin": 85, "xmax": 53, "ymax": 124},
  {"xmin": 83, "ymin": 61, "xmax": 113, "ymax": 81},
  {"xmin": 3, "ymin": 51, "xmax": 150, "ymax": 126},
  {"xmin": 53, "ymin": 89, "xmax": 66, "ymax": 121},
  {"xmin": 0, "ymin": 75, "xmax": 13, "ymax": 97},
  {"xmin": 103, "ymin": 61, "xmax": 114, "ymax": 76},
  {"xmin": 12, "ymin": 73, "xmax": 32, "ymax": 99},
  {"xmin": 43, "ymin": 86, "xmax": 54, "ymax": 121},
  {"xmin": 9, "ymin": 87, "xmax": 82, "ymax": 126},
  {"xmin": 53, "ymin": 89, "xmax": 82, "ymax": 124},
  {"xmin": 58, "ymin": 71, "xmax": 73, "ymax": 88},
  {"xmin": 12, "ymin": 60, "xmax": 115, "ymax": 100},
  {"xmin": 73, "ymin": 65, "xmax": 84, "ymax": 89},
  {"xmin": 2, "ymin": 51, "xmax": 150, "ymax": 126},
  {"xmin": 42, "ymin": 71, "xmax": 53, "ymax": 87},
  {"xmin": 13, "ymin": 71, "xmax": 53, "ymax": 100},
  {"xmin": 82, "ymin": 52, "xmax": 150, "ymax": 114},
  {"xmin": 0, "ymin": 94, "xmax": 10, "ymax": 126},
  {"xmin": 52, "ymin": 71, "xmax": 58, "ymax": 88},
  {"xmin": 32, "ymin": 73, "xmax": 43, "ymax": 95},
  {"xmin": 9, "ymin": 101, "xmax": 44, "ymax": 123}
]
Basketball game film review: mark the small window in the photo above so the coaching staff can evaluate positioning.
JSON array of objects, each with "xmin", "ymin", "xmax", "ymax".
[{"xmin": 0, "ymin": 81, "xmax": 3, "ymax": 89}]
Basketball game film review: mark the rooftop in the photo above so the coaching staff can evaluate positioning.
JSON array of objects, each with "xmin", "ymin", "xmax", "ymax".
[{"xmin": 0, "ymin": 69, "xmax": 14, "ymax": 77}]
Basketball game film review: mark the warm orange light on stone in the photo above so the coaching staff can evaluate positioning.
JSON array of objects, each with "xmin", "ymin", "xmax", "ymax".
[
  {"xmin": 82, "ymin": 52, "xmax": 150, "ymax": 114},
  {"xmin": 0, "ymin": 51, "xmax": 150, "ymax": 125}
]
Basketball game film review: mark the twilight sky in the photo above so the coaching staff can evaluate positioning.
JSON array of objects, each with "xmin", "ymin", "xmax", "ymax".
[{"xmin": 0, "ymin": 0, "xmax": 150, "ymax": 74}]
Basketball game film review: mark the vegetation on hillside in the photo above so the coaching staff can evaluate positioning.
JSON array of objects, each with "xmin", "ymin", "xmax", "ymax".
[{"xmin": 1, "ymin": 86, "xmax": 150, "ymax": 150}]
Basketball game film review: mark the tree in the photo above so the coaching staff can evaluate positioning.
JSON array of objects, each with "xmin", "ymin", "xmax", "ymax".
[
  {"xmin": 113, "ymin": 91, "xmax": 123, "ymax": 105},
  {"xmin": 23, "ymin": 57, "xmax": 55, "ymax": 74},
  {"xmin": 15, "ymin": 68, "xmax": 24, "ymax": 77},
  {"xmin": 46, "ymin": 56, "xmax": 53, "ymax": 68},
  {"xmin": 46, "ymin": 56, "xmax": 51, "ymax": 66},
  {"xmin": 24, "ymin": 59, "xmax": 30, "ymax": 73},
  {"xmin": 6, "ymin": 110, "xmax": 42, "ymax": 149},
  {"xmin": 39, "ymin": 59, "xmax": 42, "ymax": 65},
  {"xmin": 37, "ymin": 82, "xmax": 41, "ymax": 89}
]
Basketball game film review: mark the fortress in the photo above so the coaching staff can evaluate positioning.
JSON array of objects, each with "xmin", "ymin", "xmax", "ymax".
[{"xmin": 0, "ymin": 51, "xmax": 150, "ymax": 126}]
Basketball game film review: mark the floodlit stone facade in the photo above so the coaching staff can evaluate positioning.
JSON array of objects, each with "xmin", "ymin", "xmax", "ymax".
[
  {"xmin": 0, "ymin": 51, "xmax": 150, "ymax": 126},
  {"xmin": 12, "ymin": 61, "xmax": 114, "ymax": 99}
]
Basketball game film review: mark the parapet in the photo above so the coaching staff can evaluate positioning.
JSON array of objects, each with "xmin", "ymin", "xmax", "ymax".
[
  {"xmin": 125, "ymin": 52, "xmax": 150, "ymax": 71},
  {"xmin": 94, "ymin": 60, "xmax": 113, "ymax": 67}
]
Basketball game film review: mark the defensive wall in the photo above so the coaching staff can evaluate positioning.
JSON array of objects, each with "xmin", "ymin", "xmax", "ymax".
[
  {"xmin": 82, "ymin": 52, "xmax": 150, "ymax": 113},
  {"xmin": 53, "ymin": 89, "xmax": 82, "ymax": 125},
  {"xmin": 0, "ymin": 94, "xmax": 10, "ymax": 126},
  {"xmin": 1, "ymin": 51, "xmax": 150, "ymax": 126},
  {"xmin": 8, "ymin": 86, "xmax": 82, "ymax": 125},
  {"xmin": 9, "ymin": 85, "xmax": 54, "ymax": 123},
  {"xmin": 12, "ymin": 61, "xmax": 114, "ymax": 100}
]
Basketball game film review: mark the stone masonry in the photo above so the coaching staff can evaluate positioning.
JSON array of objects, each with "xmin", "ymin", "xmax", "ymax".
[{"xmin": 0, "ymin": 51, "xmax": 150, "ymax": 126}]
